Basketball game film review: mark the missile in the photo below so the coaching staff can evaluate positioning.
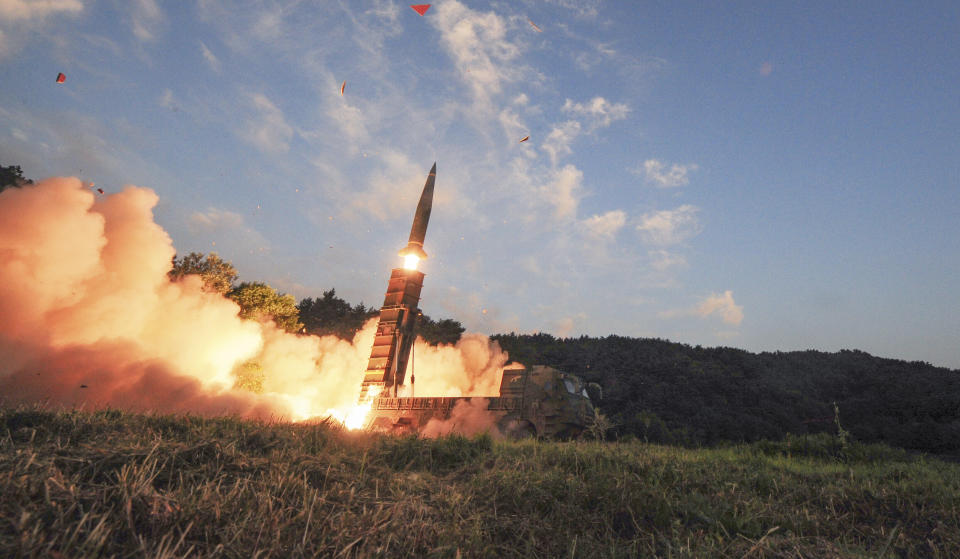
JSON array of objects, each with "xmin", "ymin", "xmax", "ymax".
[{"xmin": 398, "ymin": 162, "xmax": 436, "ymax": 261}]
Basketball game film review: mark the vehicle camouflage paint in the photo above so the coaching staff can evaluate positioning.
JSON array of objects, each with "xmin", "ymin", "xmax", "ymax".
[{"xmin": 366, "ymin": 364, "xmax": 596, "ymax": 438}]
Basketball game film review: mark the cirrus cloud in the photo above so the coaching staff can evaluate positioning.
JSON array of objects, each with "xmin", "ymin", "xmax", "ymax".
[
  {"xmin": 0, "ymin": 0, "xmax": 82, "ymax": 21},
  {"xmin": 242, "ymin": 93, "xmax": 294, "ymax": 154}
]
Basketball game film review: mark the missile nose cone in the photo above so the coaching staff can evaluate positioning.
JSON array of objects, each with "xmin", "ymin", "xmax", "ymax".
[{"xmin": 400, "ymin": 164, "xmax": 436, "ymax": 259}]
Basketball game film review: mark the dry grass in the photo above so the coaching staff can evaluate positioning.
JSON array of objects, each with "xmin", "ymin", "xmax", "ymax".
[{"xmin": 2, "ymin": 406, "xmax": 958, "ymax": 558}]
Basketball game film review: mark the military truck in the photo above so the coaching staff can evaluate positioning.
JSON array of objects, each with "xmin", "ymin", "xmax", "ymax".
[
  {"xmin": 359, "ymin": 165, "xmax": 599, "ymax": 438},
  {"xmin": 365, "ymin": 364, "xmax": 597, "ymax": 438}
]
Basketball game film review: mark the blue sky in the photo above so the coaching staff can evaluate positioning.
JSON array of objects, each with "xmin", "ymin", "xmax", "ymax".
[{"xmin": 2, "ymin": 0, "xmax": 958, "ymax": 369}]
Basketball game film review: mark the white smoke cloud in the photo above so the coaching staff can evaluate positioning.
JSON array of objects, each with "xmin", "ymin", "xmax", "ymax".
[
  {"xmin": 402, "ymin": 333, "xmax": 507, "ymax": 397},
  {"xmin": 0, "ymin": 177, "xmax": 508, "ymax": 426}
]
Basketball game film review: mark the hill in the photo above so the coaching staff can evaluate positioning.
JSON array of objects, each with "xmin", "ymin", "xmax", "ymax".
[
  {"xmin": 2, "ymin": 408, "xmax": 958, "ymax": 557},
  {"xmin": 493, "ymin": 333, "xmax": 960, "ymax": 456}
]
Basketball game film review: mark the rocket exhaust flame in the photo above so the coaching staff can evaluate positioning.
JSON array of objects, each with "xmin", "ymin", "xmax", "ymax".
[
  {"xmin": 0, "ymin": 176, "xmax": 506, "ymax": 431},
  {"xmin": 403, "ymin": 254, "xmax": 420, "ymax": 270},
  {"xmin": 327, "ymin": 385, "xmax": 382, "ymax": 429}
]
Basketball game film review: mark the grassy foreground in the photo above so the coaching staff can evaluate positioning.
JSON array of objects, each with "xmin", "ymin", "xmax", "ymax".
[{"xmin": 1, "ymin": 408, "xmax": 958, "ymax": 558}]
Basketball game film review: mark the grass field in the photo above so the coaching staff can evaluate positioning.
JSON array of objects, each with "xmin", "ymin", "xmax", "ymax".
[{"xmin": 2, "ymin": 407, "xmax": 958, "ymax": 558}]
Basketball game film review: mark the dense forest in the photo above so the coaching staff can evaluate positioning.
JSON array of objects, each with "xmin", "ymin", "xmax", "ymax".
[
  {"xmin": 294, "ymin": 286, "xmax": 959, "ymax": 457},
  {"xmin": 492, "ymin": 333, "xmax": 960, "ymax": 456}
]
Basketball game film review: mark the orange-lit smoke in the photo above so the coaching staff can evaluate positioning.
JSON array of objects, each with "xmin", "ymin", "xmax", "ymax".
[
  {"xmin": 0, "ymin": 177, "xmax": 505, "ymax": 426},
  {"xmin": 400, "ymin": 334, "xmax": 508, "ymax": 397},
  {"xmin": 420, "ymin": 398, "xmax": 500, "ymax": 438}
]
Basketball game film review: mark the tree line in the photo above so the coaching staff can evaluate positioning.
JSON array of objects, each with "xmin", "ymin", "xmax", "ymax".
[
  {"xmin": 491, "ymin": 333, "xmax": 960, "ymax": 456},
  {"xmin": 169, "ymin": 252, "xmax": 465, "ymax": 344},
  {"xmin": 7, "ymin": 165, "xmax": 957, "ymax": 455}
]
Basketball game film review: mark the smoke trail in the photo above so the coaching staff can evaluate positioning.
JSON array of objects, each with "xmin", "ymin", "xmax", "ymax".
[{"xmin": 0, "ymin": 177, "xmax": 506, "ymax": 423}]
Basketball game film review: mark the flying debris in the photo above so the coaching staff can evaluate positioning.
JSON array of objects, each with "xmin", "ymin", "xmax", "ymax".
[
  {"xmin": 410, "ymin": 4, "xmax": 430, "ymax": 16},
  {"xmin": 519, "ymin": 135, "xmax": 530, "ymax": 143},
  {"xmin": 80, "ymin": 384, "xmax": 88, "ymax": 388},
  {"xmin": 56, "ymin": 72, "xmax": 66, "ymax": 83},
  {"xmin": 528, "ymin": 19, "xmax": 542, "ymax": 32},
  {"xmin": 340, "ymin": 80, "xmax": 346, "ymax": 96},
  {"xmin": 97, "ymin": 188, "xmax": 104, "ymax": 194}
]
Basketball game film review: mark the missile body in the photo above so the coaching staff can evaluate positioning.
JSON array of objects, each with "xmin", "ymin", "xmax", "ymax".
[
  {"xmin": 360, "ymin": 163, "xmax": 436, "ymax": 400},
  {"xmin": 398, "ymin": 162, "xmax": 435, "ymax": 260}
]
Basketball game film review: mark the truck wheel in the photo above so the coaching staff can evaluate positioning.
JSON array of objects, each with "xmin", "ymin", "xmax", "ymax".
[{"xmin": 501, "ymin": 418, "xmax": 537, "ymax": 439}]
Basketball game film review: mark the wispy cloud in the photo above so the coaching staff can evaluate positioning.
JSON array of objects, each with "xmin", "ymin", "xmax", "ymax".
[
  {"xmin": 0, "ymin": 0, "xmax": 83, "ymax": 59},
  {"xmin": 658, "ymin": 290, "xmax": 744, "ymax": 326},
  {"xmin": 0, "ymin": 0, "xmax": 82, "ymax": 21},
  {"xmin": 541, "ymin": 120, "xmax": 581, "ymax": 167},
  {"xmin": 562, "ymin": 97, "xmax": 629, "ymax": 129},
  {"xmin": 129, "ymin": 0, "xmax": 163, "ymax": 42},
  {"xmin": 199, "ymin": 41, "xmax": 221, "ymax": 72},
  {"xmin": 635, "ymin": 159, "xmax": 698, "ymax": 188},
  {"xmin": 326, "ymin": 100, "xmax": 369, "ymax": 148},
  {"xmin": 189, "ymin": 207, "xmax": 270, "ymax": 250},
  {"xmin": 648, "ymin": 249, "xmax": 687, "ymax": 271},
  {"xmin": 580, "ymin": 209, "xmax": 625, "ymax": 241},
  {"xmin": 345, "ymin": 149, "xmax": 424, "ymax": 221},
  {"xmin": 543, "ymin": 0, "xmax": 600, "ymax": 18},
  {"xmin": 540, "ymin": 164, "xmax": 583, "ymax": 220},
  {"xmin": 242, "ymin": 93, "xmax": 294, "ymax": 154},
  {"xmin": 431, "ymin": 0, "xmax": 522, "ymax": 109},
  {"xmin": 696, "ymin": 291, "xmax": 743, "ymax": 325},
  {"xmin": 636, "ymin": 205, "xmax": 702, "ymax": 245},
  {"xmin": 159, "ymin": 88, "xmax": 174, "ymax": 109}
]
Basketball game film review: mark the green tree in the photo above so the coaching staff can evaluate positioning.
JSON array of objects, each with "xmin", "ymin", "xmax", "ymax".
[
  {"xmin": 417, "ymin": 315, "xmax": 465, "ymax": 345},
  {"xmin": 169, "ymin": 252, "xmax": 238, "ymax": 295},
  {"xmin": 229, "ymin": 282, "xmax": 304, "ymax": 333},
  {"xmin": 0, "ymin": 164, "xmax": 33, "ymax": 193},
  {"xmin": 298, "ymin": 289, "xmax": 377, "ymax": 339}
]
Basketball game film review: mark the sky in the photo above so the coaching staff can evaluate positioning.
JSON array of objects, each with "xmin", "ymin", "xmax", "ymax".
[{"xmin": 1, "ymin": 0, "xmax": 958, "ymax": 369}]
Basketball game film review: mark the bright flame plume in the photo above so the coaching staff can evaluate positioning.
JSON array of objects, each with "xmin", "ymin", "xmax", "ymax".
[
  {"xmin": 327, "ymin": 385, "xmax": 382, "ymax": 430},
  {"xmin": 0, "ymin": 177, "xmax": 509, "ymax": 430}
]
